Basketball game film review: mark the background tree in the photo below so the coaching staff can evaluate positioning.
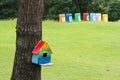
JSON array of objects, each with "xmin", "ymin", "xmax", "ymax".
[
  {"xmin": 10, "ymin": 0, "xmax": 44, "ymax": 80},
  {"xmin": 87, "ymin": 0, "xmax": 120, "ymax": 21},
  {"xmin": 43, "ymin": 0, "xmax": 79, "ymax": 20},
  {"xmin": 0, "ymin": 0, "xmax": 119, "ymax": 21},
  {"xmin": 78, "ymin": 0, "xmax": 92, "ymax": 16},
  {"xmin": 105, "ymin": 0, "xmax": 120, "ymax": 21},
  {"xmin": 0, "ymin": 0, "xmax": 17, "ymax": 19}
]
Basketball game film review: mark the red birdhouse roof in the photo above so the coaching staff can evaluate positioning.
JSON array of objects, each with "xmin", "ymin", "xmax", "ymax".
[
  {"xmin": 32, "ymin": 40, "xmax": 52, "ymax": 54},
  {"xmin": 32, "ymin": 40, "xmax": 45, "ymax": 54}
]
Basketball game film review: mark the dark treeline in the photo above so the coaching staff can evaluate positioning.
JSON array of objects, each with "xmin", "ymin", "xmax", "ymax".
[
  {"xmin": 0, "ymin": 0, "xmax": 120, "ymax": 21},
  {"xmin": 0, "ymin": 0, "xmax": 17, "ymax": 19}
]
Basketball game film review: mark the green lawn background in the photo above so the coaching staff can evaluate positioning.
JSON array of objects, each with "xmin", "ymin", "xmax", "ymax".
[{"xmin": 0, "ymin": 20, "xmax": 120, "ymax": 80}]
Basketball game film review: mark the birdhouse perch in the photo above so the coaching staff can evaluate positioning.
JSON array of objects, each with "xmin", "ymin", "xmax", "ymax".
[{"xmin": 32, "ymin": 40, "xmax": 53, "ymax": 66}]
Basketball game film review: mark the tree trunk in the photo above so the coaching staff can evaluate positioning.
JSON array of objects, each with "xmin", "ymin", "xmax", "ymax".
[{"xmin": 11, "ymin": 0, "xmax": 44, "ymax": 80}]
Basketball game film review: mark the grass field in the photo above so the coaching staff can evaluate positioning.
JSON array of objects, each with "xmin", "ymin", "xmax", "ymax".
[{"xmin": 0, "ymin": 20, "xmax": 120, "ymax": 80}]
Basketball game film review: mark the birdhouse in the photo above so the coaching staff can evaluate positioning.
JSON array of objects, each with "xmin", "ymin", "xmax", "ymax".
[{"xmin": 32, "ymin": 40, "xmax": 53, "ymax": 66}]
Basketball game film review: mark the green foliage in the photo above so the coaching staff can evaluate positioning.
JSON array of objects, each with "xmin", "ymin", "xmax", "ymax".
[
  {"xmin": 87, "ymin": 0, "xmax": 120, "ymax": 21},
  {"xmin": 108, "ymin": 1, "xmax": 120, "ymax": 21},
  {"xmin": 0, "ymin": 0, "xmax": 119, "ymax": 21},
  {"xmin": 43, "ymin": 0, "xmax": 79, "ymax": 20},
  {"xmin": 87, "ymin": 0, "xmax": 106, "ymax": 12},
  {"xmin": 0, "ymin": 0, "xmax": 17, "ymax": 19}
]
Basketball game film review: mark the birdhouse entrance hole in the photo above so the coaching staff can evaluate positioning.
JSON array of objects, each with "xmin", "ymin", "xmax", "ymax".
[{"xmin": 43, "ymin": 53, "xmax": 47, "ymax": 57}]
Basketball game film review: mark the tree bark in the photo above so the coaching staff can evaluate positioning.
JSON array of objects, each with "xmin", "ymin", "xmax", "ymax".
[{"xmin": 11, "ymin": 0, "xmax": 44, "ymax": 80}]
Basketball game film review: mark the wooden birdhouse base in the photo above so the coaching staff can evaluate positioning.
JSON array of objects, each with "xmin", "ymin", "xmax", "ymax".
[{"xmin": 40, "ymin": 63, "xmax": 53, "ymax": 66}]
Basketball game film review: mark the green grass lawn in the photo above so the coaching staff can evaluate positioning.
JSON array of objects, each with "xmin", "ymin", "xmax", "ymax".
[{"xmin": 0, "ymin": 20, "xmax": 120, "ymax": 80}]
